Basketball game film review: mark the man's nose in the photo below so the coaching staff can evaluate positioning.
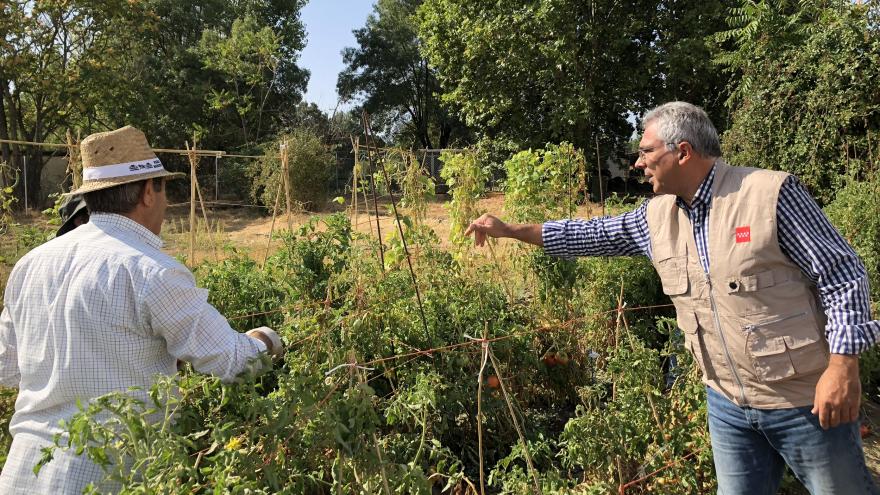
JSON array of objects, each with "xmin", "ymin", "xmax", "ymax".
[{"xmin": 632, "ymin": 156, "xmax": 645, "ymax": 170}]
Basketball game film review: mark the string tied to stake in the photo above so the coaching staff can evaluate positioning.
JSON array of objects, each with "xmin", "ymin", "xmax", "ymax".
[{"xmin": 325, "ymin": 362, "xmax": 375, "ymax": 377}]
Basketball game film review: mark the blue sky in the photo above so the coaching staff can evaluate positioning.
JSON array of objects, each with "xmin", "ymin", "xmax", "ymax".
[{"xmin": 299, "ymin": 1, "xmax": 377, "ymax": 114}]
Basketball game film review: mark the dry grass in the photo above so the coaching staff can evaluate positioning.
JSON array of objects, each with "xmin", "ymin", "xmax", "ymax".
[{"xmin": 160, "ymin": 192, "xmax": 606, "ymax": 265}]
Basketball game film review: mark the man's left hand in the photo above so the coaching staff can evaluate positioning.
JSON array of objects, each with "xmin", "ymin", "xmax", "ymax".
[{"xmin": 812, "ymin": 354, "xmax": 861, "ymax": 429}]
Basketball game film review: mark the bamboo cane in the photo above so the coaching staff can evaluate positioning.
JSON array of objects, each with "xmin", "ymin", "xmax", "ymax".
[{"xmin": 186, "ymin": 140, "xmax": 198, "ymax": 265}]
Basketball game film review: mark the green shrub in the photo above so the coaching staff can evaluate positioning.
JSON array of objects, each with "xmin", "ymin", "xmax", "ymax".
[
  {"xmin": 251, "ymin": 128, "xmax": 335, "ymax": 211},
  {"xmin": 825, "ymin": 178, "xmax": 880, "ymax": 305},
  {"xmin": 503, "ymin": 142, "xmax": 586, "ymax": 223}
]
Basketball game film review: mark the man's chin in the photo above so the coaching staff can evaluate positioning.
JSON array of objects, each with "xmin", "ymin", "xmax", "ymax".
[{"xmin": 651, "ymin": 182, "xmax": 667, "ymax": 196}]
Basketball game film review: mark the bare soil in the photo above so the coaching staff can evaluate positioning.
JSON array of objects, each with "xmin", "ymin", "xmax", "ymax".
[{"xmin": 160, "ymin": 192, "xmax": 603, "ymax": 263}]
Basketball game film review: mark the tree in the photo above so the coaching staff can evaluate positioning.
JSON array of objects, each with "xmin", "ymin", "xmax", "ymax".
[
  {"xmin": 417, "ymin": 0, "xmax": 731, "ymax": 166},
  {"xmin": 0, "ymin": 0, "xmax": 310, "ymax": 208},
  {"xmin": 647, "ymin": 0, "xmax": 730, "ymax": 128},
  {"xmin": 84, "ymin": 0, "xmax": 309, "ymax": 150},
  {"xmin": 199, "ymin": 14, "xmax": 287, "ymax": 145},
  {"xmin": 337, "ymin": 0, "xmax": 468, "ymax": 149},
  {"xmin": 418, "ymin": 0, "xmax": 655, "ymax": 157},
  {"xmin": 0, "ymin": 0, "xmax": 148, "ymax": 204},
  {"xmin": 716, "ymin": 0, "xmax": 880, "ymax": 204}
]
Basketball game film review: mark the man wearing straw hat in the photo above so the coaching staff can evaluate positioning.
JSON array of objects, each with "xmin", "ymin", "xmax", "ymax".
[
  {"xmin": 466, "ymin": 102, "xmax": 880, "ymax": 493},
  {"xmin": 0, "ymin": 126, "xmax": 282, "ymax": 493}
]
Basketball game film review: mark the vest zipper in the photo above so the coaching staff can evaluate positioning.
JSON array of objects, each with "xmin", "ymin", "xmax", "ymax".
[
  {"xmin": 705, "ymin": 274, "xmax": 750, "ymax": 406},
  {"xmin": 743, "ymin": 311, "xmax": 807, "ymax": 333}
]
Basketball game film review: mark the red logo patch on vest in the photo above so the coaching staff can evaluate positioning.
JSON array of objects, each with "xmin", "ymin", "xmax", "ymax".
[{"xmin": 735, "ymin": 226, "xmax": 751, "ymax": 243}]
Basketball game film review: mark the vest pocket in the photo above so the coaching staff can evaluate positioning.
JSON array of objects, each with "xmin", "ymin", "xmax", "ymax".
[
  {"xmin": 678, "ymin": 310, "xmax": 712, "ymax": 378},
  {"xmin": 745, "ymin": 311, "xmax": 829, "ymax": 383},
  {"xmin": 656, "ymin": 256, "xmax": 689, "ymax": 295}
]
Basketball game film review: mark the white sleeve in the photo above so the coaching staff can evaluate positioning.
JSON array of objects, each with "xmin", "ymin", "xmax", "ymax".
[
  {"xmin": 143, "ymin": 266, "xmax": 267, "ymax": 382},
  {"xmin": 0, "ymin": 305, "xmax": 20, "ymax": 388}
]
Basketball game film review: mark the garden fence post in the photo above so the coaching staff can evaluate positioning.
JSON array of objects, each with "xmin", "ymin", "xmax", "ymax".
[
  {"xmin": 193, "ymin": 174, "xmax": 218, "ymax": 261},
  {"xmin": 262, "ymin": 183, "xmax": 282, "ymax": 267},
  {"xmin": 596, "ymin": 136, "xmax": 604, "ymax": 215},
  {"xmin": 214, "ymin": 154, "xmax": 219, "ymax": 201},
  {"xmin": 23, "ymin": 155, "xmax": 27, "ymax": 211},
  {"xmin": 280, "ymin": 141, "xmax": 292, "ymax": 231},
  {"xmin": 186, "ymin": 140, "xmax": 198, "ymax": 266}
]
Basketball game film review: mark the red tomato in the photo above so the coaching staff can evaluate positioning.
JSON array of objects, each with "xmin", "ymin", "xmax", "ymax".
[
  {"xmin": 487, "ymin": 375, "xmax": 500, "ymax": 389},
  {"xmin": 556, "ymin": 351, "xmax": 570, "ymax": 365}
]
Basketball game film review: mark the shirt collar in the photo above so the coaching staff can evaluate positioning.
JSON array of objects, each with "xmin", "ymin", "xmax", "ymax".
[
  {"xmin": 676, "ymin": 163, "xmax": 716, "ymax": 211},
  {"xmin": 89, "ymin": 213, "xmax": 165, "ymax": 250}
]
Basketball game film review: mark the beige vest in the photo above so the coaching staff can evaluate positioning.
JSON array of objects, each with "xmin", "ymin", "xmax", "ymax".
[{"xmin": 646, "ymin": 161, "xmax": 828, "ymax": 408}]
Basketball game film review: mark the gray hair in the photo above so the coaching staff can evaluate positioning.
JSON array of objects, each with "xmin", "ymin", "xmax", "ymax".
[
  {"xmin": 641, "ymin": 102, "xmax": 721, "ymax": 158},
  {"xmin": 83, "ymin": 178, "xmax": 163, "ymax": 214}
]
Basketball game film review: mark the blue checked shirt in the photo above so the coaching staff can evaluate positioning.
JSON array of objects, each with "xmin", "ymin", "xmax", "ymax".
[{"xmin": 542, "ymin": 166, "xmax": 880, "ymax": 355}]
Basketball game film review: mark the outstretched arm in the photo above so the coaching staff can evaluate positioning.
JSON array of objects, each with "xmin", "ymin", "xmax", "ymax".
[
  {"xmin": 145, "ymin": 267, "xmax": 282, "ymax": 382},
  {"xmin": 465, "ymin": 201, "xmax": 653, "ymax": 259},
  {"xmin": 464, "ymin": 214, "xmax": 543, "ymax": 247}
]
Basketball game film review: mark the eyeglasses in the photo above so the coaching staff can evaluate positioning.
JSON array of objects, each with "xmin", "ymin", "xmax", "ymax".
[{"xmin": 634, "ymin": 142, "xmax": 678, "ymax": 161}]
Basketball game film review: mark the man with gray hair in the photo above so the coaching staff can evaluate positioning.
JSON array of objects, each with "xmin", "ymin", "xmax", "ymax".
[
  {"xmin": 0, "ymin": 126, "xmax": 282, "ymax": 493},
  {"xmin": 466, "ymin": 101, "xmax": 880, "ymax": 493}
]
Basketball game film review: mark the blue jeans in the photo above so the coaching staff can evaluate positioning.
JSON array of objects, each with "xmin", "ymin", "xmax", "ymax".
[{"xmin": 706, "ymin": 386, "xmax": 878, "ymax": 495}]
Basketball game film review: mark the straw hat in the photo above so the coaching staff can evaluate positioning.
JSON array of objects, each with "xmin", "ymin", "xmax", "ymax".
[{"xmin": 65, "ymin": 125, "xmax": 185, "ymax": 196}]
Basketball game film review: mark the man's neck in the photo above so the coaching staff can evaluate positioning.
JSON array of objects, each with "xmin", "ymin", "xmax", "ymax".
[
  {"xmin": 123, "ymin": 209, "xmax": 161, "ymax": 236},
  {"xmin": 679, "ymin": 159, "xmax": 716, "ymax": 206}
]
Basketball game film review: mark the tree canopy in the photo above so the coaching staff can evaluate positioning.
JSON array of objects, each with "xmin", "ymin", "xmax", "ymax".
[
  {"xmin": 717, "ymin": 0, "xmax": 880, "ymax": 204},
  {"xmin": 416, "ymin": 0, "xmax": 729, "ymax": 165},
  {"xmin": 337, "ymin": 0, "xmax": 469, "ymax": 149},
  {"xmin": 0, "ymin": 0, "xmax": 309, "ymax": 203}
]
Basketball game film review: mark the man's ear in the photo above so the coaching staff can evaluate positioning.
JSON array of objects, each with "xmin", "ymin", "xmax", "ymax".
[
  {"xmin": 678, "ymin": 141, "xmax": 693, "ymax": 162},
  {"xmin": 141, "ymin": 179, "xmax": 156, "ymax": 207}
]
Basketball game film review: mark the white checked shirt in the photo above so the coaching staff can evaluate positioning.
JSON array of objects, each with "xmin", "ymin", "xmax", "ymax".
[{"xmin": 0, "ymin": 213, "xmax": 266, "ymax": 494}]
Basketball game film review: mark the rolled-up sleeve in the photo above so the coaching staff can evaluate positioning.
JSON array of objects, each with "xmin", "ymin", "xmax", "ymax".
[
  {"xmin": 777, "ymin": 176, "xmax": 880, "ymax": 354},
  {"xmin": 143, "ymin": 266, "xmax": 267, "ymax": 381},
  {"xmin": 0, "ymin": 305, "xmax": 20, "ymax": 387},
  {"xmin": 542, "ymin": 201, "xmax": 653, "ymax": 259}
]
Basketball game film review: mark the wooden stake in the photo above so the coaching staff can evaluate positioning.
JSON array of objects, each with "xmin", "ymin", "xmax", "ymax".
[
  {"xmin": 476, "ymin": 323, "xmax": 489, "ymax": 495},
  {"xmin": 262, "ymin": 183, "xmax": 283, "ymax": 267},
  {"xmin": 280, "ymin": 140, "xmax": 292, "ymax": 231},
  {"xmin": 194, "ymin": 178, "xmax": 219, "ymax": 262},
  {"xmin": 596, "ymin": 135, "xmax": 604, "ymax": 216},
  {"xmin": 186, "ymin": 139, "xmax": 199, "ymax": 266},
  {"xmin": 360, "ymin": 120, "xmax": 385, "ymax": 269},
  {"xmin": 363, "ymin": 110, "xmax": 429, "ymax": 337},
  {"xmin": 350, "ymin": 135, "xmax": 359, "ymax": 224},
  {"xmin": 488, "ymin": 347, "xmax": 543, "ymax": 495},
  {"xmin": 65, "ymin": 129, "xmax": 82, "ymax": 191}
]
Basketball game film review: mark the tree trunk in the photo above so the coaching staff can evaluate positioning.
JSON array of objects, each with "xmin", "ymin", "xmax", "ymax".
[{"xmin": 438, "ymin": 121, "xmax": 451, "ymax": 150}]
